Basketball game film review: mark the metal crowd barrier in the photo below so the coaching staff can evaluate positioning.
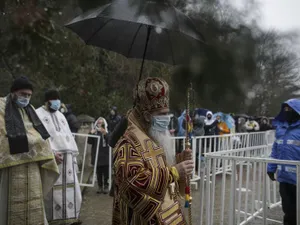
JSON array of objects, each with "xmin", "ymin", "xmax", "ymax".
[
  {"xmin": 201, "ymin": 131, "xmax": 300, "ymax": 225},
  {"xmin": 74, "ymin": 131, "xmax": 275, "ymax": 190}
]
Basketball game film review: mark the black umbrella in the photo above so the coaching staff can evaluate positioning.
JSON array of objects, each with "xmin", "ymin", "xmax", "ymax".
[{"xmin": 66, "ymin": 0, "xmax": 205, "ymax": 80}]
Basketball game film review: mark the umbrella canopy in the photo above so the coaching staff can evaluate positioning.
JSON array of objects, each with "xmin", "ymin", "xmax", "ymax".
[
  {"xmin": 66, "ymin": 0, "xmax": 205, "ymax": 71},
  {"xmin": 194, "ymin": 108, "xmax": 209, "ymax": 117},
  {"xmin": 235, "ymin": 113, "xmax": 249, "ymax": 119},
  {"xmin": 213, "ymin": 112, "xmax": 235, "ymax": 129}
]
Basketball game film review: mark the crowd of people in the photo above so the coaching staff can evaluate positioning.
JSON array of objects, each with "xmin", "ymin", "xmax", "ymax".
[{"xmin": 168, "ymin": 109, "xmax": 274, "ymax": 138}]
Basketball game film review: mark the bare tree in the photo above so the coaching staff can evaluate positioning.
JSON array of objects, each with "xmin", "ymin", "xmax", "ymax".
[{"xmin": 247, "ymin": 30, "xmax": 300, "ymax": 116}]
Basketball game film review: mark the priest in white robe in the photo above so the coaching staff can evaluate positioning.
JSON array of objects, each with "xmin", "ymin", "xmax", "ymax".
[
  {"xmin": 36, "ymin": 90, "xmax": 82, "ymax": 225},
  {"xmin": 0, "ymin": 76, "xmax": 59, "ymax": 225}
]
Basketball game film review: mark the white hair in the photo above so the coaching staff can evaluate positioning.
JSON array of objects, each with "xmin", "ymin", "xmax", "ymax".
[{"xmin": 149, "ymin": 127, "xmax": 176, "ymax": 166}]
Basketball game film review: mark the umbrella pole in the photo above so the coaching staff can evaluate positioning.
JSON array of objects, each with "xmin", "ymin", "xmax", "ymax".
[{"xmin": 138, "ymin": 26, "xmax": 151, "ymax": 81}]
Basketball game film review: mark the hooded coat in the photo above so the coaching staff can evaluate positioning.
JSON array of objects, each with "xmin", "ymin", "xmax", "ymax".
[
  {"xmin": 193, "ymin": 115, "xmax": 205, "ymax": 136},
  {"xmin": 177, "ymin": 110, "xmax": 186, "ymax": 137},
  {"xmin": 108, "ymin": 107, "xmax": 121, "ymax": 132},
  {"xmin": 204, "ymin": 111, "xmax": 218, "ymax": 135},
  {"xmin": 237, "ymin": 117, "xmax": 247, "ymax": 133},
  {"xmin": 88, "ymin": 117, "xmax": 110, "ymax": 166},
  {"xmin": 168, "ymin": 114, "xmax": 179, "ymax": 136},
  {"xmin": 64, "ymin": 104, "xmax": 80, "ymax": 133},
  {"xmin": 245, "ymin": 120, "xmax": 260, "ymax": 132},
  {"xmin": 260, "ymin": 117, "xmax": 272, "ymax": 131},
  {"xmin": 267, "ymin": 99, "xmax": 300, "ymax": 185}
]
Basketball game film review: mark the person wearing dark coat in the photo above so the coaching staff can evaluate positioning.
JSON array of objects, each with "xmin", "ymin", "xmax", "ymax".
[
  {"xmin": 204, "ymin": 111, "xmax": 218, "ymax": 136},
  {"xmin": 204, "ymin": 111, "xmax": 219, "ymax": 152},
  {"xmin": 168, "ymin": 114, "xmax": 179, "ymax": 137},
  {"xmin": 88, "ymin": 117, "xmax": 110, "ymax": 194},
  {"xmin": 108, "ymin": 106, "xmax": 122, "ymax": 132},
  {"xmin": 108, "ymin": 116, "xmax": 128, "ymax": 197},
  {"xmin": 60, "ymin": 104, "xmax": 80, "ymax": 133},
  {"xmin": 260, "ymin": 117, "xmax": 272, "ymax": 131},
  {"xmin": 193, "ymin": 115, "xmax": 205, "ymax": 171},
  {"xmin": 193, "ymin": 115, "xmax": 205, "ymax": 136},
  {"xmin": 237, "ymin": 117, "xmax": 247, "ymax": 133}
]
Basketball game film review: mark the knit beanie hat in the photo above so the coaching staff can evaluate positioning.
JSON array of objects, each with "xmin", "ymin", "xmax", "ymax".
[
  {"xmin": 10, "ymin": 76, "xmax": 33, "ymax": 92},
  {"xmin": 45, "ymin": 89, "xmax": 60, "ymax": 102}
]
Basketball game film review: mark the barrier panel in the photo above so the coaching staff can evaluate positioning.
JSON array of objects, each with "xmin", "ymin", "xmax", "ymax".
[
  {"xmin": 200, "ymin": 131, "xmax": 300, "ymax": 225},
  {"xmin": 170, "ymin": 132, "xmax": 275, "ymax": 189},
  {"xmin": 73, "ymin": 133, "xmax": 102, "ymax": 187}
]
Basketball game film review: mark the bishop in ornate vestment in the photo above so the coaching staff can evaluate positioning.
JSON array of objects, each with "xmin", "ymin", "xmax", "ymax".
[
  {"xmin": 112, "ymin": 77, "xmax": 194, "ymax": 225},
  {"xmin": 0, "ymin": 76, "xmax": 59, "ymax": 225},
  {"xmin": 36, "ymin": 90, "xmax": 82, "ymax": 225}
]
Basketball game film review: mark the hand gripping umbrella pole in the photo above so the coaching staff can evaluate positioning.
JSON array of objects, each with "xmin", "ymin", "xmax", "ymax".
[{"xmin": 184, "ymin": 83, "xmax": 193, "ymax": 225}]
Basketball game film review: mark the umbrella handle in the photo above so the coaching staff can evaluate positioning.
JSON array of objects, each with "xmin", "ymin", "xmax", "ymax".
[
  {"xmin": 133, "ymin": 26, "xmax": 151, "ymax": 108},
  {"xmin": 138, "ymin": 25, "xmax": 151, "ymax": 81}
]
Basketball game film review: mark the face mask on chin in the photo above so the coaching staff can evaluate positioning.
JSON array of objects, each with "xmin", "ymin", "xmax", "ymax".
[
  {"xmin": 49, "ymin": 100, "xmax": 61, "ymax": 111},
  {"xmin": 151, "ymin": 115, "xmax": 171, "ymax": 132},
  {"xmin": 15, "ymin": 96, "xmax": 30, "ymax": 108}
]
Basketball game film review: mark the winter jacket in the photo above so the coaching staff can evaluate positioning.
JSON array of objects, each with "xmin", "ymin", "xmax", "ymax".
[
  {"xmin": 267, "ymin": 99, "xmax": 300, "ymax": 185},
  {"xmin": 245, "ymin": 120, "xmax": 260, "ymax": 132},
  {"xmin": 64, "ymin": 104, "xmax": 80, "ymax": 133},
  {"xmin": 193, "ymin": 115, "xmax": 205, "ymax": 136},
  {"xmin": 88, "ymin": 131, "xmax": 110, "ymax": 166},
  {"xmin": 177, "ymin": 111, "xmax": 186, "ymax": 137},
  {"xmin": 237, "ymin": 117, "xmax": 247, "ymax": 133},
  {"xmin": 108, "ymin": 116, "xmax": 128, "ymax": 148},
  {"xmin": 108, "ymin": 115, "xmax": 121, "ymax": 132},
  {"xmin": 88, "ymin": 117, "xmax": 110, "ymax": 166},
  {"xmin": 168, "ymin": 115, "xmax": 179, "ymax": 136},
  {"xmin": 260, "ymin": 117, "xmax": 272, "ymax": 131},
  {"xmin": 204, "ymin": 120, "xmax": 218, "ymax": 136},
  {"xmin": 217, "ymin": 121, "xmax": 230, "ymax": 135}
]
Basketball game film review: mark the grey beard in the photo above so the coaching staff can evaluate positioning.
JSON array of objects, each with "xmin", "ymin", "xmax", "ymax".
[{"xmin": 148, "ymin": 127, "xmax": 176, "ymax": 166}]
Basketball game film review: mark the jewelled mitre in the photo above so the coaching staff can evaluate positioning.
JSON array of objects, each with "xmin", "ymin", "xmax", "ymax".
[{"xmin": 135, "ymin": 77, "xmax": 169, "ymax": 113}]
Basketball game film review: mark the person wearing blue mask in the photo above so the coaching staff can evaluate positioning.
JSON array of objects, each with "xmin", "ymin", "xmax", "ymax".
[
  {"xmin": 0, "ymin": 76, "xmax": 59, "ymax": 225},
  {"xmin": 36, "ymin": 89, "xmax": 82, "ymax": 225},
  {"xmin": 267, "ymin": 99, "xmax": 300, "ymax": 225},
  {"xmin": 112, "ymin": 77, "xmax": 194, "ymax": 225}
]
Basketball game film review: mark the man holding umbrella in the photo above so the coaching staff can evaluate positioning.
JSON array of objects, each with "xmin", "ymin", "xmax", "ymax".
[{"xmin": 112, "ymin": 77, "xmax": 193, "ymax": 225}]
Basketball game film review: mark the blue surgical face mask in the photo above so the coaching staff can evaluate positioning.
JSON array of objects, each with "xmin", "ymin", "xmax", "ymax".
[
  {"xmin": 152, "ymin": 115, "xmax": 171, "ymax": 132},
  {"xmin": 49, "ymin": 100, "xmax": 61, "ymax": 111},
  {"xmin": 16, "ymin": 96, "xmax": 30, "ymax": 108}
]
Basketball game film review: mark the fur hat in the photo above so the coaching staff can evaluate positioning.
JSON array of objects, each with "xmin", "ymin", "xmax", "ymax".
[
  {"xmin": 10, "ymin": 76, "xmax": 33, "ymax": 92},
  {"xmin": 45, "ymin": 89, "xmax": 60, "ymax": 102}
]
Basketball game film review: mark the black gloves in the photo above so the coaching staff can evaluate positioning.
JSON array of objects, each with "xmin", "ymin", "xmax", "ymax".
[{"xmin": 267, "ymin": 172, "xmax": 276, "ymax": 181}]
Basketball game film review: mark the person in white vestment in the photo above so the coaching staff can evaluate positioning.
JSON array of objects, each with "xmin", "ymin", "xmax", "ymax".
[{"xmin": 36, "ymin": 89, "xmax": 82, "ymax": 225}]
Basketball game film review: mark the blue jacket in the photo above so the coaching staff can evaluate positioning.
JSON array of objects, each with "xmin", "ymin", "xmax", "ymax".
[
  {"xmin": 177, "ymin": 110, "xmax": 186, "ymax": 137},
  {"xmin": 267, "ymin": 99, "xmax": 300, "ymax": 185}
]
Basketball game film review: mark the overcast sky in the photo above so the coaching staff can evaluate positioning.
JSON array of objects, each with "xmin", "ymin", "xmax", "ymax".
[{"xmin": 231, "ymin": 0, "xmax": 300, "ymax": 31}]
